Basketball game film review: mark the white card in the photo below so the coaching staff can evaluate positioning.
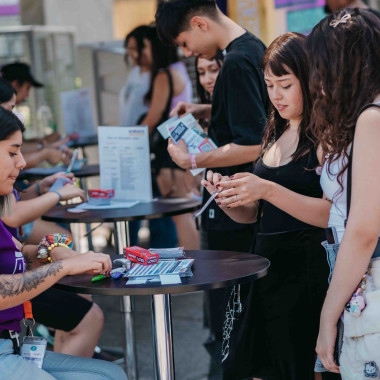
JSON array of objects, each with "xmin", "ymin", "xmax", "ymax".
[
  {"xmin": 20, "ymin": 337, "xmax": 47, "ymax": 368},
  {"xmin": 126, "ymin": 278, "xmax": 147, "ymax": 285},
  {"xmin": 160, "ymin": 274, "xmax": 182, "ymax": 285}
]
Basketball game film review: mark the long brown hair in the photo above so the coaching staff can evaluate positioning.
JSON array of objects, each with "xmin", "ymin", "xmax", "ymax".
[
  {"xmin": 307, "ymin": 8, "xmax": 380, "ymax": 188},
  {"xmin": 260, "ymin": 32, "xmax": 315, "ymax": 161}
]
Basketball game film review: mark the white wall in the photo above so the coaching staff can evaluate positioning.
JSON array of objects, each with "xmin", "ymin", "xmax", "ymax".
[{"xmin": 20, "ymin": 0, "xmax": 114, "ymax": 43}]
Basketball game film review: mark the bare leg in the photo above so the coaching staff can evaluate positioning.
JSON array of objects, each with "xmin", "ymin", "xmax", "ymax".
[
  {"xmin": 157, "ymin": 168, "xmax": 199, "ymax": 249},
  {"xmin": 172, "ymin": 213, "xmax": 199, "ymax": 249},
  {"xmin": 53, "ymin": 303, "xmax": 104, "ymax": 357}
]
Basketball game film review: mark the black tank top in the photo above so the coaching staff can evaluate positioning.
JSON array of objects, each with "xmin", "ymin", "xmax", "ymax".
[{"xmin": 254, "ymin": 149, "xmax": 322, "ymax": 233}]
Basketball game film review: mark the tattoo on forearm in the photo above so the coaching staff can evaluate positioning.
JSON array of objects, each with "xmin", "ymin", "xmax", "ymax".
[{"xmin": 0, "ymin": 261, "xmax": 63, "ymax": 299}]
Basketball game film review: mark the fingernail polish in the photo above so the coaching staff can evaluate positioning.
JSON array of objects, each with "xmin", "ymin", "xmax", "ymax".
[
  {"xmin": 216, "ymin": 184, "xmax": 220, "ymax": 187},
  {"xmin": 204, "ymin": 183, "xmax": 208, "ymax": 187},
  {"xmin": 230, "ymin": 175, "xmax": 235, "ymax": 179},
  {"xmin": 216, "ymin": 202, "xmax": 221, "ymax": 205},
  {"xmin": 227, "ymin": 206, "xmax": 231, "ymax": 209}
]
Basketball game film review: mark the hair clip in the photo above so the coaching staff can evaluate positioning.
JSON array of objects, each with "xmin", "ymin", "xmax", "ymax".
[{"xmin": 330, "ymin": 14, "xmax": 351, "ymax": 28}]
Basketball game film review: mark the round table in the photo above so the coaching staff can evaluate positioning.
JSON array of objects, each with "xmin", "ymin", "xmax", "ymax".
[
  {"xmin": 43, "ymin": 197, "xmax": 201, "ymax": 380},
  {"xmin": 66, "ymin": 135, "xmax": 98, "ymax": 149},
  {"xmin": 18, "ymin": 164, "xmax": 100, "ymax": 181},
  {"xmin": 55, "ymin": 251, "xmax": 270, "ymax": 380}
]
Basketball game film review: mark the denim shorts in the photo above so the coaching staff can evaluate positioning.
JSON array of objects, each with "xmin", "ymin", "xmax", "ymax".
[{"xmin": 315, "ymin": 237, "xmax": 380, "ymax": 373}]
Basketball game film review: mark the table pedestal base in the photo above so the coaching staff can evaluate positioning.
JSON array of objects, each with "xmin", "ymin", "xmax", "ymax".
[
  {"xmin": 121, "ymin": 295, "xmax": 138, "ymax": 379},
  {"xmin": 152, "ymin": 294, "xmax": 175, "ymax": 380}
]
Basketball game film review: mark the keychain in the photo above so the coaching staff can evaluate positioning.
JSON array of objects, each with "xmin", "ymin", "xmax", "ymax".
[{"xmin": 346, "ymin": 271, "xmax": 368, "ymax": 317}]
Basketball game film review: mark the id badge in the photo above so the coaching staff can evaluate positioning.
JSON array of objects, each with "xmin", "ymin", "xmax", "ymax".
[{"xmin": 20, "ymin": 336, "xmax": 47, "ymax": 368}]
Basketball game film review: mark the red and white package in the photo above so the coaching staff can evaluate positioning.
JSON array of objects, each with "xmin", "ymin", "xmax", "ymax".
[{"xmin": 123, "ymin": 246, "xmax": 159, "ymax": 265}]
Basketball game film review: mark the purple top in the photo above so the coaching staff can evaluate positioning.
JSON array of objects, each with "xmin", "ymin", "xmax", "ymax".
[
  {"xmin": 4, "ymin": 189, "xmax": 19, "ymax": 239},
  {"xmin": 169, "ymin": 62, "xmax": 193, "ymax": 111},
  {"xmin": 0, "ymin": 219, "xmax": 26, "ymax": 332}
]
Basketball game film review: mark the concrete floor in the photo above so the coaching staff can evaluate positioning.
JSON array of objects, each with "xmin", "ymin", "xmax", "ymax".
[
  {"xmin": 94, "ymin": 292, "xmax": 211, "ymax": 380},
  {"xmin": 89, "ymin": 225, "xmax": 216, "ymax": 380}
]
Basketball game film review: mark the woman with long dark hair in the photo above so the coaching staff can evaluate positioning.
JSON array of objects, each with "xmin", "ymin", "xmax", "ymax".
[
  {"xmin": 140, "ymin": 25, "xmax": 199, "ymax": 249},
  {"xmin": 0, "ymin": 107, "xmax": 126, "ymax": 379},
  {"xmin": 195, "ymin": 55, "xmax": 222, "ymax": 105},
  {"xmin": 119, "ymin": 25, "xmax": 151, "ymax": 127},
  {"xmin": 203, "ymin": 33, "xmax": 331, "ymax": 380},
  {"xmin": 306, "ymin": 9, "xmax": 380, "ymax": 378}
]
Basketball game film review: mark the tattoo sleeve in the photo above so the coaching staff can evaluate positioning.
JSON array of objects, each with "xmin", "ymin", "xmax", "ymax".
[{"xmin": 0, "ymin": 261, "xmax": 63, "ymax": 299}]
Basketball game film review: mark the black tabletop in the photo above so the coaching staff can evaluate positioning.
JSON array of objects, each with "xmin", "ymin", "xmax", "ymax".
[
  {"xmin": 55, "ymin": 251, "xmax": 270, "ymax": 296},
  {"xmin": 42, "ymin": 197, "xmax": 201, "ymax": 224},
  {"xmin": 18, "ymin": 164, "xmax": 100, "ymax": 181},
  {"xmin": 66, "ymin": 135, "xmax": 98, "ymax": 148}
]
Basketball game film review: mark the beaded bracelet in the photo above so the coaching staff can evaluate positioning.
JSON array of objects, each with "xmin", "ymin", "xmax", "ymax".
[{"xmin": 37, "ymin": 233, "xmax": 73, "ymax": 264}]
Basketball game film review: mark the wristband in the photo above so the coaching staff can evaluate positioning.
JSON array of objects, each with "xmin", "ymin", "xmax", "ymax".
[
  {"xmin": 35, "ymin": 181, "xmax": 41, "ymax": 196},
  {"xmin": 190, "ymin": 154, "xmax": 197, "ymax": 170},
  {"xmin": 37, "ymin": 233, "xmax": 73, "ymax": 264},
  {"xmin": 52, "ymin": 191, "xmax": 62, "ymax": 202}
]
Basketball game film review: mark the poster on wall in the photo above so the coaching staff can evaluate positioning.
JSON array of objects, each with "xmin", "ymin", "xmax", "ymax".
[
  {"xmin": 275, "ymin": 0, "xmax": 319, "ymax": 8},
  {"xmin": 287, "ymin": 6, "xmax": 326, "ymax": 33},
  {"xmin": 0, "ymin": 0, "xmax": 19, "ymax": 16},
  {"xmin": 60, "ymin": 88, "xmax": 96, "ymax": 137}
]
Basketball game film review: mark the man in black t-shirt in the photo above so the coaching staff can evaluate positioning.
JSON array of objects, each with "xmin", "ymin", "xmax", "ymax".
[
  {"xmin": 156, "ymin": 0, "xmax": 268, "ymax": 241},
  {"xmin": 156, "ymin": 3, "xmax": 268, "ymax": 377}
]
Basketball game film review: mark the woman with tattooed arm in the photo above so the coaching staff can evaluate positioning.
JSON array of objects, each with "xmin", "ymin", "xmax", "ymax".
[{"xmin": 0, "ymin": 107, "xmax": 126, "ymax": 379}]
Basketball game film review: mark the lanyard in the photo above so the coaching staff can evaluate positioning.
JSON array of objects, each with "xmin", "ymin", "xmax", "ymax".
[
  {"xmin": 23, "ymin": 301, "xmax": 33, "ymax": 320},
  {"xmin": 23, "ymin": 301, "xmax": 34, "ymax": 336}
]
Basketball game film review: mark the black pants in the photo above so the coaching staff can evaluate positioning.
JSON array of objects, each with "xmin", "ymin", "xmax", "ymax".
[
  {"xmin": 204, "ymin": 226, "xmax": 255, "ymax": 340},
  {"xmin": 223, "ymin": 228, "xmax": 331, "ymax": 380}
]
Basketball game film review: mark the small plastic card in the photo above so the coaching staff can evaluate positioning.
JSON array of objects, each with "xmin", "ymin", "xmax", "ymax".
[
  {"xmin": 160, "ymin": 274, "xmax": 181, "ymax": 285},
  {"xmin": 20, "ymin": 336, "xmax": 47, "ymax": 368}
]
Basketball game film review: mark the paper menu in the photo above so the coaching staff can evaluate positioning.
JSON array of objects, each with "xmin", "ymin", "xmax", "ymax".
[{"xmin": 98, "ymin": 126, "xmax": 152, "ymax": 202}]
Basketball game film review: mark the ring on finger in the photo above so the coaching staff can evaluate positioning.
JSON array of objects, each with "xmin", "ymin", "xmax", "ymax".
[{"xmin": 235, "ymin": 195, "xmax": 238, "ymax": 202}]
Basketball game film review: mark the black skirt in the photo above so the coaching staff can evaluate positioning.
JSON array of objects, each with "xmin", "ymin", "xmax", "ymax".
[{"xmin": 222, "ymin": 228, "xmax": 330, "ymax": 380}]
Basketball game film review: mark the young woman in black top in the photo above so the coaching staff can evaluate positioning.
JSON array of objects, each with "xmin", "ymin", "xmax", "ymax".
[{"xmin": 203, "ymin": 33, "xmax": 333, "ymax": 380}]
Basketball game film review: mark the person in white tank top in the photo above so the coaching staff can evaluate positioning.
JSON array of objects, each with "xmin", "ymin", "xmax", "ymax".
[{"xmin": 306, "ymin": 9, "xmax": 380, "ymax": 378}]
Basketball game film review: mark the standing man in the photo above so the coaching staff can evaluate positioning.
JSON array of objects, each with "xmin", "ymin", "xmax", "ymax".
[{"xmin": 156, "ymin": 0, "xmax": 268, "ymax": 377}]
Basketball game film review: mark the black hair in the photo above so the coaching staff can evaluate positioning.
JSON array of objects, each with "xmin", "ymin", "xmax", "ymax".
[
  {"xmin": 307, "ymin": 8, "xmax": 380, "ymax": 192},
  {"xmin": 156, "ymin": 0, "xmax": 219, "ymax": 45},
  {"xmin": 261, "ymin": 32, "xmax": 315, "ymax": 161},
  {"xmin": 0, "ymin": 78, "xmax": 16, "ymax": 104},
  {"xmin": 0, "ymin": 107, "xmax": 25, "ymax": 212},
  {"xmin": 124, "ymin": 25, "xmax": 150, "ymax": 66},
  {"xmin": 144, "ymin": 25, "xmax": 179, "ymax": 103},
  {"xmin": 195, "ymin": 52, "xmax": 222, "ymax": 104}
]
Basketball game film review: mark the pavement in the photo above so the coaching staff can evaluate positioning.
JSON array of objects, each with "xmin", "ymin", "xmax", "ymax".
[
  {"xmin": 90, "ymin": 225, "xmax": 218, "ymax": 380},
  {"xmin": 94, "ymin": 292, "xmax": 211, "ymax": 380}
]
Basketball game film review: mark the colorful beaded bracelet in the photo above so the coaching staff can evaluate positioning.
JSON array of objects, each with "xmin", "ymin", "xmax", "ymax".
[{"xmin": 37, "ymin": 233, "xmax": 73, "ymax": 264}]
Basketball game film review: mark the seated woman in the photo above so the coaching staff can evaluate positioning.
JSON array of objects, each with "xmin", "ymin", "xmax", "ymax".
[
  {"xmin": 0, "ymin": 107, "xmax": 127, "ymax": 379},
  {"xmin": 0, "ymin": 78, "xmax": 72, "ymax": 169},
  {"xmin": 1, "ymin": 173, "xmax": 104, "ymax": 358}
]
